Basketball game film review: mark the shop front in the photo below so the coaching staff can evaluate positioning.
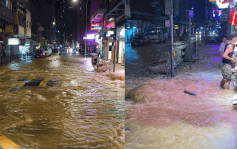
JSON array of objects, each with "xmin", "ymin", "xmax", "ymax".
[{"xmin": 118, "ymin": 25, "xmax": 125, "ymax": 65}]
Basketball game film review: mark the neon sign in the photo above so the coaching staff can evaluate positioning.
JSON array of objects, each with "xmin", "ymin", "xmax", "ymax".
[
  {"xmin": 91, "ymin": 23, "xmax": 102, "ymax": 30},
  {"xmin": 84, "ymin": 34, "xmax": 96, "ymax": 40},
  {"xmin": 211, "ymin": 9, "xmax": 223, "ymax": 20},
  {"xmin": 91, "ymin": 23, "xmax": 100, "ymax": 27}
]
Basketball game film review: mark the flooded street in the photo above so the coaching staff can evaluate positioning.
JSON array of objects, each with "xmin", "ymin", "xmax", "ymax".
[
  {"xmin": 125, "ymin": 43, "xmax": 237, "ymax": 149},
  {"xmin": 0, "ymin": 53, "xmax": 125, "ymax": 148}
]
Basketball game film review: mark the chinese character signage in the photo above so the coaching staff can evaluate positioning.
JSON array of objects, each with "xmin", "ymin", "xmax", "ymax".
[{"xmin": 91, "ymin": 23, "xmax": 102, "ymax": 30}]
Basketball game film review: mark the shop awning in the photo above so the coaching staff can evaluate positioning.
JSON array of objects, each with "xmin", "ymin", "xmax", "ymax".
[{"xmin": 104, "ymin": 0, "xmax": 125, "ymax": 23}]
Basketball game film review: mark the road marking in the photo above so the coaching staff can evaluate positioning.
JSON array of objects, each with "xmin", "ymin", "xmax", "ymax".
[
  {"xmin": 39, "ymin": 77, "xmax": 50, "ymax": 88},
  {"xmin": 0, "ymin": 135, "xmax": 20, "ymax": 149},
  {"xmin": 17, "ymin": 82, "xmax": 26, "ymax": 88}
]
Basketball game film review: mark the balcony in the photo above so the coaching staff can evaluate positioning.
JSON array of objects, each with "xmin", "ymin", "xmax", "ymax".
[{"xmin": 0, "ymin": 5, "xmax": 13, "ymax": 24}]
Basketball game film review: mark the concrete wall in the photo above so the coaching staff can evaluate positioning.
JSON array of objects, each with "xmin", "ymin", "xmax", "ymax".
[
  {"xmin": 18, "ymin": 26, "xmax": 24, "ymax": 35},
  {"xmin": 25, "ymin": 10, "xmax": 31, "ymax": 38}
]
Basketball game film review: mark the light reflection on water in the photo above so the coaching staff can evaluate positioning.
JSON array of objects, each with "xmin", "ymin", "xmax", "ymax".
[{"xmin": 8, "ymin": 62, "xmax": 20, "ymax": 70}]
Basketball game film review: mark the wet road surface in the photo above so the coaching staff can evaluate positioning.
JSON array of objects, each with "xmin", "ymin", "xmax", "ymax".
[
  {"xmin": 125, "ymin": 43, "xmax": 237, "ymax": 149},
  {"xmin": 0, "ymin": 53, "xmax": 125, "ymax": 148}
]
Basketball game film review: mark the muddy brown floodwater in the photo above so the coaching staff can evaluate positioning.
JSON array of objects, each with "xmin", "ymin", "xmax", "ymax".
[
  {"xmin": 126, "ymin": 74, "xmax": 237, "ymax": 149},
  {"xmin": 126, "ymin": 44, "xmax": 237, "ymax": 149},
  {"xmin": 0, "ymin": 54, "xmax": 125, "ymax": 149}
]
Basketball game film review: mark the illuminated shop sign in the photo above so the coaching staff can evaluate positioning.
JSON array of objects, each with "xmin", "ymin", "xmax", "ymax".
[
  {"xmin": 174, "ymin": 25, "xmax": 179, "ymax": 30},
  {"xmin": 108, "ymin": 18, "xmax": 115, "ymax": 22},
  {"xmin": 105, "ymin": 22, "xmax": 115, "ymax": 28},
  {"xmin": 106, "ymin": 30, "xmax": 114, "ymax": 37},
  {"xmin": 211, "ymin": 9, "xmax": 222, "ymax": 20},
  {"xmin": 216, "ymin": 0, "xmax": 230, "ymax": 9},
  {"xmin": 189, "ymin": 10, "xmax": 194, "ymax": 18},
  {"xmin": 104, "ymin": 18, "xmax": 115, "ymax": 28},
  {"xmin": 8, "ymin": 38, "xmax": 20, "ymax": 45},
  {"xmin": 120, "ymin": 28, "xmax": 125, "ymax": 37},
  {"xmin": 91, "ymin": 23, "xmax": 102, "ymax": 30},
  {"xmin": 83, "ymin": 34, "xmax": 96, "ymax": 40}
]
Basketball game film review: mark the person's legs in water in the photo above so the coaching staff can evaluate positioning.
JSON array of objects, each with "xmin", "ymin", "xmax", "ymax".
[
  {"xmin": 224, "ymin": 80, "xmax": 231, "ymax": 89},
  {"xmin": 220, "ymin": 79, "xmax": 226, "ymax": 89},
  {"xmin": 221, "ymin": 64, "xmax": 232, "ymax": 89}
]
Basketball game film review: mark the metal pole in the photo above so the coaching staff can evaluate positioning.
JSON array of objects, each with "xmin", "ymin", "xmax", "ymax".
[
  {"xmin": 113, "ymin": 31, "xmax": 117, "ymax": 73},
  {"xmin": 170, "ymin": 0, "xmax": 174, "ymax": 77},
  {"xmin": 189, "ymin": 15, "xmax": 192, "ymax": 70},
  {"xmin": 113, "ymin": 25, "xmax": 117, "ymax": 72},
  {"xmin": 85, "ymin": 1, "xmax": 87, "ymax": 57}
]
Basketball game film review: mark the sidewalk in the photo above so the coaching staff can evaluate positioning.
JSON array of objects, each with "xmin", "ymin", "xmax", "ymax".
[
  {"xmin": 102, "ymin": 60, "xmax": 125, "ymax": 75},
  {"xmin": 79, "ymin": 55, "xmax": 125, "ymax": 75}
]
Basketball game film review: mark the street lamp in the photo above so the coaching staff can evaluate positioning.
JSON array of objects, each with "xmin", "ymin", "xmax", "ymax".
[
  {"xmin": 53, "ymin": 22, "xmax": 55, "ymax": 25},
  {"xmin": 72, "ymin": 0, "xmax": 78, "ymax": 3}
]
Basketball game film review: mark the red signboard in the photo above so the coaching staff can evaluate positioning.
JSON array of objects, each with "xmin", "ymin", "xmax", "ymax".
[{"xmin": 91, "ymin": 23, "xmax": 100, "ymax": 27}]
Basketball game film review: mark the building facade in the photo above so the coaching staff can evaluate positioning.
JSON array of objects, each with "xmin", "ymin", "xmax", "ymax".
[{"xmin": 0, "ymin": 0, "xmax": 14, "ymax": 57}]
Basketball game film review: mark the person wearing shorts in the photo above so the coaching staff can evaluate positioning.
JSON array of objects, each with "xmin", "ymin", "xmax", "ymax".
[{"xmin": 220, "ymin": 34, "xmax": 237, "ymax": 89}]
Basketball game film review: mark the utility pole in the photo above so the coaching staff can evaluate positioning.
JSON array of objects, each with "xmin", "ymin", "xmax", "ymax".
[
  {"xmin": 85, "ymin": 0, "xmax": 88, "ymax": 57},
  {"xmin": 189, "ymin": 14, "xmax": 192, "ymax": 69},
  {"xmin": 113, "ymin": 28, "xmax": 117, "ymax": 73},
  {"xmin": 170, "ymin": 0, "xmax": 175, "ymax": 77}
]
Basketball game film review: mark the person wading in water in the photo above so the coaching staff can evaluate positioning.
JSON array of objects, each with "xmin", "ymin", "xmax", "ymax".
[{"xmin": 220, "ymin": 34, "xmax": 237, "ymax": 89}]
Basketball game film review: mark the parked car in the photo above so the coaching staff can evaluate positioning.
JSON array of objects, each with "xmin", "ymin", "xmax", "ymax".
[
  {"xmin": 131, "ymin": 33, "xmax": 151, "ymax": 47},
  {"xmin": 34, "ymin": 49, "xmax": 45, "ymax": 58},
  {"xmin": 44, "ymin": 48, "xmax": 52, "ymax": 56},
  {"xmin": 146, "ymin": 28, "xmax": 168, "ymax": 44},
  {"xmin": 41, "ymin": 46, "xmax": 52, "ymax": 56},
  {"xmin": 52, "ymin": 49, "xmax": 59, "ymax": 53}
]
